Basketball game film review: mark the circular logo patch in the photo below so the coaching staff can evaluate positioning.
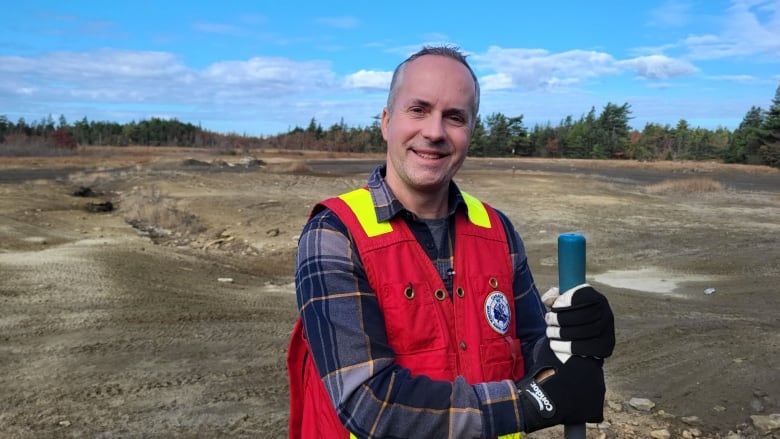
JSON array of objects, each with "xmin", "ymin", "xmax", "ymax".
[{"xmin": 484, "ymin": 291, "xmax": 511, "ymax": 334}]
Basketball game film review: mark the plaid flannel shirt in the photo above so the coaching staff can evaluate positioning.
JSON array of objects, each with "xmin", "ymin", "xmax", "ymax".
[{"xmin": 295, "ymin": 165, "xmax": 547, "ymax": 437}]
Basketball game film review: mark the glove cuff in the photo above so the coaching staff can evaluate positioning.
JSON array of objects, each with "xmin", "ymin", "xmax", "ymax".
[{"xmin": 518, "ymin": 377, "xmax": 557, "ymax": 433}]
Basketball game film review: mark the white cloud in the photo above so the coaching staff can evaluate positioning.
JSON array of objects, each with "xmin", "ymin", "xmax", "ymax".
[
  {"xmin": 0, "ymin": 55, "xmax": 35, "ymax": 73},
  {"xmin": 471, "ymin": 47, "xmax": 701, "ymax": 95},
  {"xmin": 0, "ymin": 47, "xmax": 391, "ymax": 134},
  {"xmin": 480, "ymin": 73, "xmax": 513, "ymax": 91},
  {"xmin": 0, "ymin": 50, "xmax": 193, "ymax": 104},
  {"xmin": 617, "ymin": 55, "xmax": 698, "ymax": 79},
  {"xmin": 684, "ymin": 0, "xmax": 780, "ymax": 60},
  {"xmin": 51, "ymin": 49, "xmax": 188, "ymax": 79},
  {"xmin": 473, "ymin": 46, "xmax": 620, "ymax": 91},
  {"xmin": 0, "ymin": 49, "xmax": 186, "ymax": 80},
  {"xmin": 0, "ymin": 49, "xmax": 338, "ymax": 112},
  {"xmin": 343, "ymin": 70, "xmax": 391, "ymax": 90},
  {"xmin": 706, "ymin": 74, "xmax": 758, "ymax": 83}
]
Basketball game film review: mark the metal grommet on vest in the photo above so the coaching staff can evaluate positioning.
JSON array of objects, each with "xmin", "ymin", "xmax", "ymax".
[
  {"xmin": 404, "ymin": 285, "xmax": 414, "ymax": 299},
  {"xmin": 489, "ymin": 277, "xmax": 499, "ymax": 289},
  {"xmin": 434, "ymin": 289, "xmax": 446, "ymax": 301},
  {"xmin": 459, "ymin": 340, "xmax": 467, "ymax": 350},
  {"xmin": 456, "ymin": 287, "xmax": 465, "ymax": 298}
]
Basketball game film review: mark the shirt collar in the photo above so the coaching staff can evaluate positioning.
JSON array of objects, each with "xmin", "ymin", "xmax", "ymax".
[{"xmin": 367, "ymin": 164, "xmax": 467, "ymax": 222}]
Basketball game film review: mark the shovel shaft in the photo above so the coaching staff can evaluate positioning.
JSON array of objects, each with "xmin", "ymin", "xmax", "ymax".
[{"xmin": 558, "ymin": 233, "xmax": 587, "ymax": 439}]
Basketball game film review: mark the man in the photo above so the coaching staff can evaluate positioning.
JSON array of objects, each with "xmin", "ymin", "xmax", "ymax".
[{"xmin": 287, "ymin": 45, "xmax": 615, "ymax": 438}]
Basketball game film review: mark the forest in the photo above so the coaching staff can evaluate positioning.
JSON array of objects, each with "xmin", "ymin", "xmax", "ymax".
[{"xmin": 1, "ymin": 85, "xmax": 779, "ymax": 168}]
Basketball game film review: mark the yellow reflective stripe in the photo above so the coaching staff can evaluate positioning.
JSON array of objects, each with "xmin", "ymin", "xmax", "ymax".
[
  {"xmin": 461, "ymin": 191, "xmax": 491, "ymax": 228},
  {"xmin": 349, "ymin": 434, "xmax": 357, "ymax": 439},
  {"xmin": 338, "ymin": 188, "xmax": 393, "ymax": 237},
  {"xmin": 339, "ymin": 189, "xmax": 490, "ymax": 235}
]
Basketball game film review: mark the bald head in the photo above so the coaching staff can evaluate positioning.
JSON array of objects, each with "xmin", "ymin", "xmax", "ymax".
[{"xmin": 386, "ymin": 46, "xmax": 480, "ymax": 130}]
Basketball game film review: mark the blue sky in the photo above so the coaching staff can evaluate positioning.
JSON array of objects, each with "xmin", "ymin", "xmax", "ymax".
[{"xmin": 1, "ymin": 0, "xmax": 779, "ymax": 136}]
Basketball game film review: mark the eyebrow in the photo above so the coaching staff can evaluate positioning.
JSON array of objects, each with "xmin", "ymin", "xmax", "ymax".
[{"xmin": 408, "ymin": 98, "xmax": 433, "ymax": 110}]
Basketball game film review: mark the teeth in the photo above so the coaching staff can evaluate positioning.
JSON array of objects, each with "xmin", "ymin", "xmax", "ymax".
[{"xmin": 417, "ymin": 152, "xmax": 441, "ymax": 159}]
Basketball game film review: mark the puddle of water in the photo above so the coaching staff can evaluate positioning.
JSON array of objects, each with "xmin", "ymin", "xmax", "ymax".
[{"xmin": 592, "ymin": 268, "xmax": 714, "ymax": 294}]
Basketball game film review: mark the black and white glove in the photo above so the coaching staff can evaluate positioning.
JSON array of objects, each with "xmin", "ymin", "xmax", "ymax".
[
  {"xmin": 542, "ymin": 284, "xmax": 615, "ymax": 362},
  {"xmin": 517, "ymin": 339, "xmax": 606, "ymax": 433}
]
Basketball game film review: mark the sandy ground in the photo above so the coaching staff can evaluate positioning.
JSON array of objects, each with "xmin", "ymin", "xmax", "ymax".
[{"xmin": 1, "ymin": 148, "xmax": 778, "ymax": 438}]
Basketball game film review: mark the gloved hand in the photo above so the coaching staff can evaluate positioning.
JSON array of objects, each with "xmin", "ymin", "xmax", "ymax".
[
  {"xmin": 517, "ymin": 339, "xmax": 606, "ymax": 433},
  {"xmin": 541, "ymin": 284, "xmax": 615, "ymax": 362}
]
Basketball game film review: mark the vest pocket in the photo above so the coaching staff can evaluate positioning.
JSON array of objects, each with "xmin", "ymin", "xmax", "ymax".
[
  {"xmin": 480, "ymin": 336, "xmax": 524, "ymax": 382},
  {"xmin": 377, "ymin": 281, "xmax": 448, "ymax": 354}
]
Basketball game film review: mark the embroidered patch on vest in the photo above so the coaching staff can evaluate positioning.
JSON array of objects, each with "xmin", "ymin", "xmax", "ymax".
[{"xmin": 484, "ymin": 291, "xmax": 511, "ymax": 334}]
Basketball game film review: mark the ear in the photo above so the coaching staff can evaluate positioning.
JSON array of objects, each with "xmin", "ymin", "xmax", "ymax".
[{"xmin": 381, "ymin": 107, "xmax": 390, "ymax": 141}]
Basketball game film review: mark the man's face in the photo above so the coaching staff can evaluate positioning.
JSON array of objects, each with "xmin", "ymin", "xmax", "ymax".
[{"xmin": 381, "ymin": 55, "xmax": 475, "ymax": 198}]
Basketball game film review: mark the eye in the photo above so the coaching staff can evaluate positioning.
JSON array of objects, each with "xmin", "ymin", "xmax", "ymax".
[{"xmin": 447, "ymin": 113, "xmax": 467, "ymax": 126}]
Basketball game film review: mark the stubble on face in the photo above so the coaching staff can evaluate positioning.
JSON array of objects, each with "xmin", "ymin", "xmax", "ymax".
[{"xmin": 381, "ymin": 55, "xmax": 475, "ymax": 211}]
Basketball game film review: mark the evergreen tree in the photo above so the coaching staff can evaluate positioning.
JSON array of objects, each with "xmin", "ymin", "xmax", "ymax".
[
  {"xmin": 468, "ymin": 115, "xmax": 487, "ymax": 156},
  {"xmin": 673, "ymin": 119, "xmax": 691, "ymax": 159},
  {"xmin": 561, "ymin": 115, "xmax": 587, "ymax": 158},
  {"xmin": 595, "ymin": 102, "xmax": 632, "ymax": 158},
  {"xmin": 759, "ymin": 85, "xmax": 780, "ymax": 168},
  {"xmin": 725, "ymin": 106, "xmax": 764, "ymax": 164},
  {"xmin": 484, "ymin": 113, "xmax": 511, "ymax": 156},
  {"xmin": 506, "ymin": 115, "xmax": 528, "ymax": 156},
  {"xmin": 0, "ymin": 115, "xmax": 9, "ymax": 143},
  {"xmin": 529, "ymin": 122, "xmax": 556, "ymax": 157}
]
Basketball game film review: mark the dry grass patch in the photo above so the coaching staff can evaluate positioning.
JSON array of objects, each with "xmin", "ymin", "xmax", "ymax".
[{"xmin": 645, "ymin": 177, "xmax": 725, "ymax": 195}]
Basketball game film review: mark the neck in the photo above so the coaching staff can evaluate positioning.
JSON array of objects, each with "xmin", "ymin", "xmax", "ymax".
[
  {"xmin": 383, "ymin": 162, "xmax": 453, "ymax": 219},
  {"xmin": 390, "ymin": 181, "xmax": 450, "ymax": 219}
]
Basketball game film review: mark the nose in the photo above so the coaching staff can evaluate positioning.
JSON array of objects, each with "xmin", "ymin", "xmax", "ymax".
[{"xmin": 421, "ymin": 114, "xmax": 446, "ymax": 143}]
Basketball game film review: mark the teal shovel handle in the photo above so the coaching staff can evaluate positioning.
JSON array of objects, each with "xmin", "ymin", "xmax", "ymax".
[{"xmin": 558, "ymin": 233, "xmax": 587, "ymax": 439}]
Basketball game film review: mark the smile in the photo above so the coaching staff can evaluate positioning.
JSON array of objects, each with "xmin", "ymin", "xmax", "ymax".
[{"xmin": 414, "ymin": 150, "xmax": 446, "ymax": 160}]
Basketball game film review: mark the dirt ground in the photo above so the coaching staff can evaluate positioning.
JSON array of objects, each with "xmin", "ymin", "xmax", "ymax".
[{"xmin": 1, "ymin": 147, "xmax": 778, "ymax": 438}]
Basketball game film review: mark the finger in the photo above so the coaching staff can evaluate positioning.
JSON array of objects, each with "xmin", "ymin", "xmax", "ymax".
[
  {"xmin": 552, "ymin": 283, "xmax": 591, "ymax": 304},
  {"xmin": 547, "ymin": 319, "xmax": 607, "ymax": 341},
  {"xmin": 569, "ymin": 335, "xmax": 615, "ymax": 358},
  {"xmin": 547, "ymin": 303, "xmax": 604, "ymax": 326},
  {"xmin": 549, "ymin": 339, "xmax": 573, "ymax": 363},
  {"xmin": 551, "ymin": 284, "xmax": 604, "ymax": 311},
  {"xmin": 544, "ymin": 311, "xmax": 559, "ymax": 327},
  {"xmin": 541, "ymin": 287, "xmax": 559, "ymax": 307}
]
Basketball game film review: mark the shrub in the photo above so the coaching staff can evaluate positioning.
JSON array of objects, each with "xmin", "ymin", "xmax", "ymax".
[
  {"xmin": 52, "ymin": 128, "xmax": 77, "ymax": 149},
  {"xmin": 0, "ymin": 133, "xmax": 77, "ymax": 156}
]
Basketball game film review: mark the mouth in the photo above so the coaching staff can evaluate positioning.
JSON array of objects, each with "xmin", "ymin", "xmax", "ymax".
[{"xmin": 412, "ymin": 149, "xmax": 447, "ymax": 160}]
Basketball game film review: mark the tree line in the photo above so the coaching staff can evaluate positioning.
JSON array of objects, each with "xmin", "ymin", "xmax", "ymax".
[{"xmin": 1, "ymin": 85, "xmax": 778, "ymax": 168}]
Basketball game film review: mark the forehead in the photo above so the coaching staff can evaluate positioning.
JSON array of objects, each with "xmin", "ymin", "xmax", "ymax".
[{"xmin": 397, "ymin": 55, "xmax": 475, "ymax": 110}]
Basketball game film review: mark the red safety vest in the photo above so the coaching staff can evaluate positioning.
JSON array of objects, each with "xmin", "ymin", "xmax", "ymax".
[{"xmin": 287, "ymin": 188, "xmax": 524, "ymax": 438}]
